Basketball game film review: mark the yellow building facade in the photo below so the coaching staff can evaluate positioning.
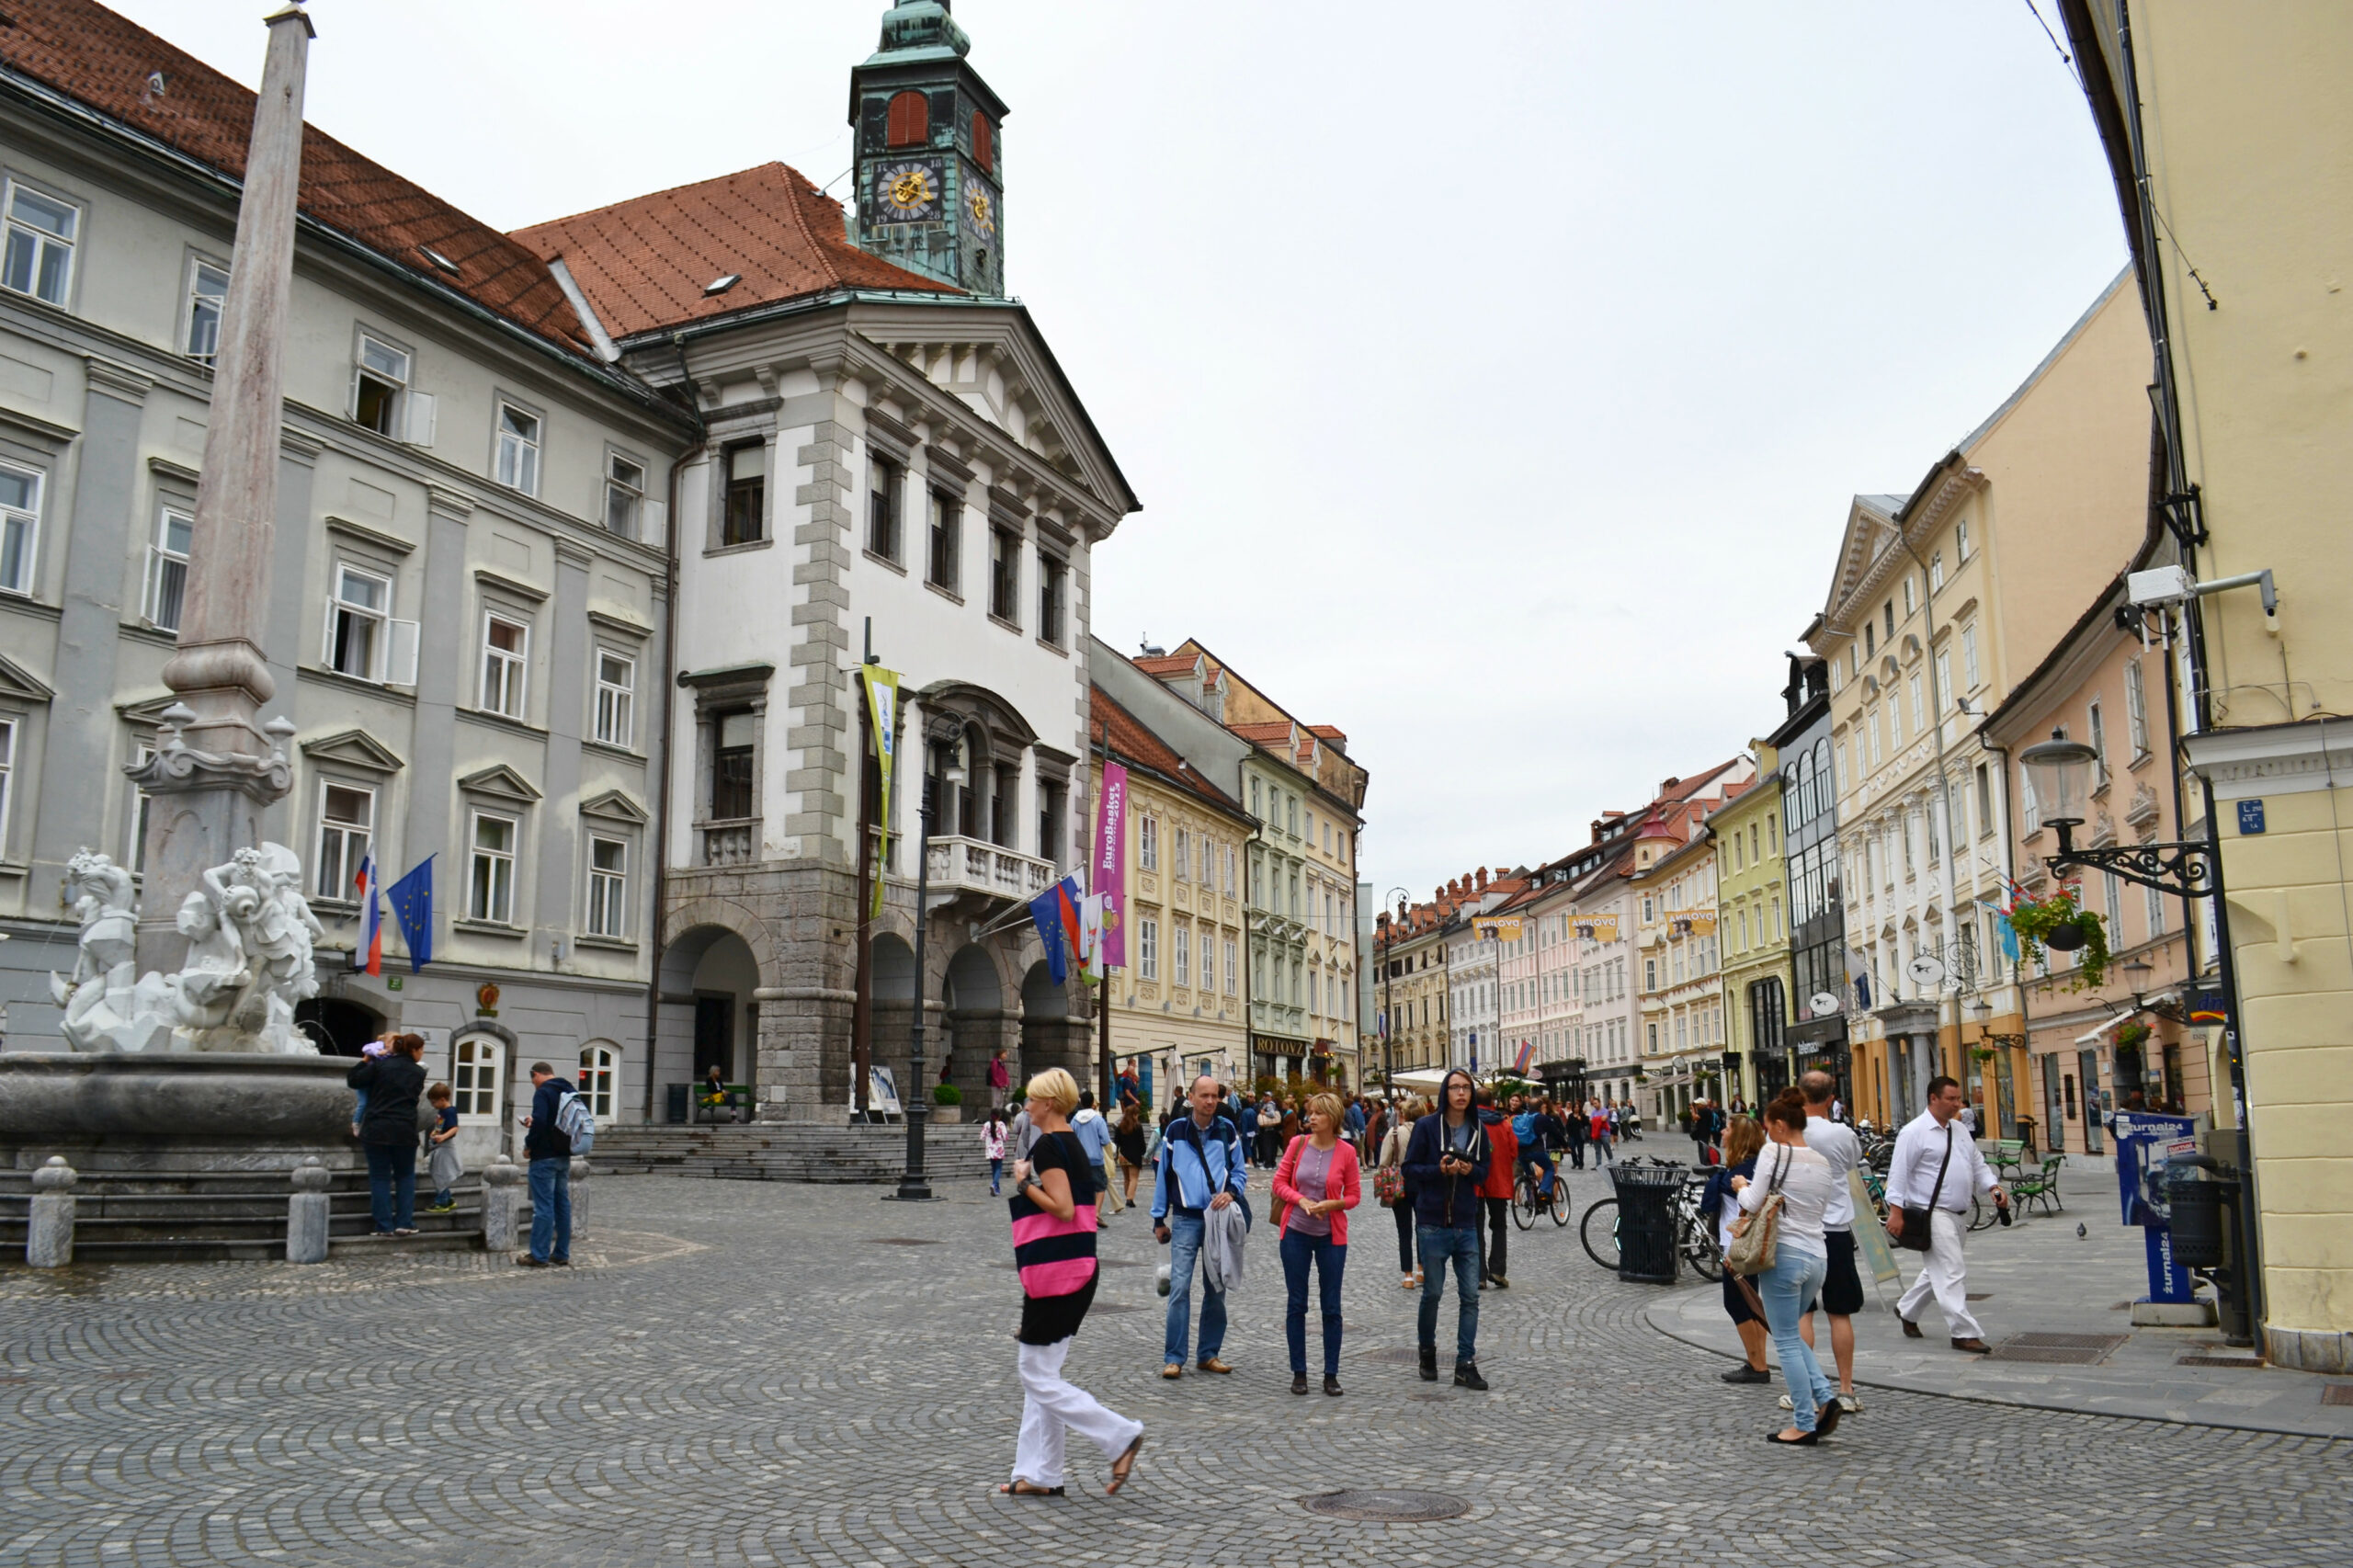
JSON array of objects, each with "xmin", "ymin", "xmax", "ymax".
[{"xmin": 1712, "ymin": 747, "xmax": 1790, "ymax": 1106}]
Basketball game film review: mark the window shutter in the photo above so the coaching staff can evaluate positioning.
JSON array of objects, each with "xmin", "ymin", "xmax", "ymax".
[
  {"xmin": 402, "ymin": 390, "xmax": 437, "ymax": 447},
  {"xmin": 387, "ymin": 619, "xmax": 420, "ymax": 686}
]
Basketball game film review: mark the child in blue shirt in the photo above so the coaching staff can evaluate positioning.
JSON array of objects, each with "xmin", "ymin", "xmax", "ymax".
[{"xmin": 425, "ymin": 1083, "xmax": 461, "ymax": 1211}]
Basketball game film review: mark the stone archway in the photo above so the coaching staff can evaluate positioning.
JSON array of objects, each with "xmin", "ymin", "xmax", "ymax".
[
  {"xmin": 1019, "ymin": 959, "xmax": 1091, "ymax": 1093},
  {"xmin": 933, "ymin": 943, "xmax": 1011, "ymax": 1113},
  {"xmin": 660, "ymin": 923, "xmax": 763, "ymax": 1123},
  {"xmin": 866, "ymin": 933, "xmax": 918, "ymax": 1112}
]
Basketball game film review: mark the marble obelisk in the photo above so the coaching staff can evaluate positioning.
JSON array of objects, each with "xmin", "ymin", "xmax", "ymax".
[{"xmin": 131, "ymin": 4, "xmax": 313, "ymax": 975}]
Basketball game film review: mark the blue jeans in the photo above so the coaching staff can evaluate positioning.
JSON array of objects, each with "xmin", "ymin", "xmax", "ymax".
[
  {"xmin": 1757, "ymin": 1245, "xmax": 1836, "ymax": 1431},
  {"xmin": 529, "ymin": 1155, "xmax": 572, "ymax": 1263},
  {"xmin": 1416, "ymin": 1222, "xmax": 1481, "ymax": 1364},
  {"xmin": 1521, "ymin": 1148, "xmax": 1556, "ymax": 1197},
  {"xmin": 989, "ymin": 1156, "xmax": 1003, "ymax": 1195},
  {"xmin": 1280, "ymin": 1229, "xmax": 1347, "ymax": 1376},
  {"xmin": 364, "ymin": 1141, "xmax": 415, "ymax": 1232},
  {"xmin": 1162, "ymin": 1210, "xmax": 1227, "ymax": 1364}
]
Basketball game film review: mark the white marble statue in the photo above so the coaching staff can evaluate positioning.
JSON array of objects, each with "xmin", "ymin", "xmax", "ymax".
[{"xmin": 50, "ymin": 844, "xmax": 325, "ymax": 1054}]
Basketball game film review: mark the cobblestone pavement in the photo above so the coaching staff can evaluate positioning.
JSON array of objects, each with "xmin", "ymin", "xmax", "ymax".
[{"xmin": 2, "ymin": 1164, "xmax": 2347, "ymax": 1568}]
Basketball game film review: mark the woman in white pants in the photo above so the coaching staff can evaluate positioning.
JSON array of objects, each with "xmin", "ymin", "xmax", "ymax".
[{"xmin": 1001, "ymin": 1068, "xmax": 1144, "ymax": 1497}]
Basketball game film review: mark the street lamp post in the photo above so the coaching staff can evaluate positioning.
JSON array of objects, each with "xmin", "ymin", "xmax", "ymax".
[
  {"xmin": 2018, "ymin": 728, "xmax": 2258, "ymax": 1332},
  {"xmin": 891, "ymin": 716, "xmax": 967, "ymax": 1204}
]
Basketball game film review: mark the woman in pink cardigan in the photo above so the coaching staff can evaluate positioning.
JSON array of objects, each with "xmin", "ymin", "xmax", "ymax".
[{"xmin": 1273, "ymin": 1092, "xmax": 1363, "ymax": 1396}]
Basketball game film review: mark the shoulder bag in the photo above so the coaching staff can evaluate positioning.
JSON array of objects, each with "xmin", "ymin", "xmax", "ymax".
[
  {"xmin": 1725, "ymin": 1144, "xmax": 1790, "ymax": 1278},
  {"xmin": 1893, "ymin": 1124, "xmax": 1954, "ymax": 1253}
]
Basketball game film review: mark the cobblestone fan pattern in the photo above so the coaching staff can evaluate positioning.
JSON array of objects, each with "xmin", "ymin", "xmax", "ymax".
[{"xmin": 0, "ymin": 1167, "xmax": 2346, "ymax": 1568}]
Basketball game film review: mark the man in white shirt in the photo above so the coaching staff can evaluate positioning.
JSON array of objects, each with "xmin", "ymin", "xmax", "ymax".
[
  {"xmin": 1884, "ymin": 1075, "xmax": 2007, "ymax": 1352},
  {"xmin": 1795, "ymin": 1072, "xmax": 1864, "ymax": 1413}
]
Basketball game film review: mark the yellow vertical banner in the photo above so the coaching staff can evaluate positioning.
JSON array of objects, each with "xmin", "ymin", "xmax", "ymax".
[{"xmin": 863, "ymin": 666, "xmax": 900, "ymax": 918}]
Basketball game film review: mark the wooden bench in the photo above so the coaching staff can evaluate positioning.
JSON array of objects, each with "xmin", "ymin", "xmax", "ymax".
[
  {"xmin": 1984, "ymin": 1138, "xmax": 2029, "ymax": 1184},
  {"xmin": 691, "ymin": 1083, "xmax": 752, "ymax": 1124},
  {"xmin": 2011, "ymin": 1153, "xmax": 2066, "ymax": 1218}
]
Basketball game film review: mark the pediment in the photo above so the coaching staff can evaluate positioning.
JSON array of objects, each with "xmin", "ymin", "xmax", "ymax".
[
  {"xmin": 0, "ymin": 651, "xmax": 53, "ymax": 703},
  {"xmin": 1823, "ymin": 494, "xmax": 1905, "ymax": 629},
  {"xmin": 580, "ymin": 788, "xmax": 649, "ymax": 824},
  {"xmin": 458, "ymin": 763, "xmax": 541, "ymax": 803},
  {"xmin": 300, "ymin": 728, "xmax": 405, "ymax": 774}
]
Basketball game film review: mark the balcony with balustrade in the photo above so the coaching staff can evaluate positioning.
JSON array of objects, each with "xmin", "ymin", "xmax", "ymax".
[{"xmin": 924, "ymin": 835, "xmax": 1056, "ymax": 913}]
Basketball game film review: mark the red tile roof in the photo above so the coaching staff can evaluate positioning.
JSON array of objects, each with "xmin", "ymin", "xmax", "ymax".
[
  {"xmin": 1091, "ymin": 686, "xmax": 1243, "ymax": 816},
  {"xmin": 1307, "ymin": 724, "xmax": 1347, "ymax": 744},
  {"xmin": 511, "ymin": 162, "xmax": 958, "ymax": 340},
  {"xmin": 1131, "ymin": 653, "xmax": 1200, "ymax": 678},
  {"xmin": 0, "ymin": 0, "xmax": 591, "ymax": 354}
]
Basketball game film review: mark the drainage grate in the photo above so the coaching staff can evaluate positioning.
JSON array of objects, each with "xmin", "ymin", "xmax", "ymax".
[
  {"xmin": 869, "ymin": 1237, "xmax": 940, "ymax": 1246},
  {"xmin": 1300, "ymin": 1488, "xmax": 1470, "ymax": 1523},
  {"xmin": 2321, "ymin": 1385, "xmax": 2353, "ymax": 1407},
  {"xmin": 2177, "ymin": 1355, "xmax": 2265, "ymax": 1369},
  {"xmin": 1991, "ymin": 1332, "xmax": 2129, "ymax": 1366},
  {"xmin": 1353, "ymin": 1346, "xmax": 1429, "ymax": 1365}
]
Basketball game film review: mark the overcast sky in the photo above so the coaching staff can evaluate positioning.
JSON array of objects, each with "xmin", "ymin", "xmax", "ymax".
[{"xmin": 115, "ymin": 0, "xmax": 2127, "ymax": 905}]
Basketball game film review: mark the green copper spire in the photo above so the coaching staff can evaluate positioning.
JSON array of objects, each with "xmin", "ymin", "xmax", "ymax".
[
  {"xmin": 847, "ymin": 0, "xmax": 1007, "ymax": 295},
  {"xmin": 869, "ymin": 1, "xmax": 970, "ymax": 64}
]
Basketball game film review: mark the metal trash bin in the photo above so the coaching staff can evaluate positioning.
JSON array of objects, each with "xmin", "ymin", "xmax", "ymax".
[
  {"xmin": 2167, "ymin": 1162, "xmax": 2230, "ymax": 1269},
  {"xmin": 1610, "ymin": 1160, "xmax": 1685, "ymax": 1285},
  {"xmin": 665, "ymin": 1083, "xmax": 690, "ymax": 1124}
]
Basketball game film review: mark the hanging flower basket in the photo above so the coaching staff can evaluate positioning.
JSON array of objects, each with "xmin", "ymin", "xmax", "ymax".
[
  {"xmin": 2116, "ymin": 1021, "xmax": 2154, "ymax": 1050},
  {"xmin": 1971, "ymin": 1045, "xmax": 1999, "ymax": 1063},
  {"xmin": 2004, "ymin": 884, "xmax": 2110, "ymax": 990}
]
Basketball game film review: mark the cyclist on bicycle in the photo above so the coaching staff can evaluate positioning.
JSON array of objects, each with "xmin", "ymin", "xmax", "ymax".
[{"xmin": 1511, "ymin": 1103, "xmax": 1555, "ymax": 1199}]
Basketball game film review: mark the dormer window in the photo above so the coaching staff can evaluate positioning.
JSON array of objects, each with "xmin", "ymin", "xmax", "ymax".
[{"xmin": 887, "ymin": 90, "xmax": 928, "ymax": 147}]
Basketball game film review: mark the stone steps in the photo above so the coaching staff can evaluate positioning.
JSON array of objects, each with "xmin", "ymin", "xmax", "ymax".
[
  {"xmin": 590, "ymin": 1124, "xmax": 990, "ymax": 1183},
  {"xmin": 0, "ymin": 1171, "xmax": 484, "ymax": 1257}
]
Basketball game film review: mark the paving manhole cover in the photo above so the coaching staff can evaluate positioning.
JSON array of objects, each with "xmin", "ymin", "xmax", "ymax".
[
  {"xmin": 2178, "ymin": 1355, "xmax": 2265, "ymax": 1369},
  {"xmin": 869, "ymin": 1237, "xmax": 940, "ymax": 1246},
  {"xmin": 1300, "ymin": 1488, "xmax": 1470, "ymax": 1523},
  {"xmin": 1353, "ymin": 1346, "xmax": 1428, "ymax": 1365},
  {"xmin": 1991, "ymin": 1332, "xmax": 2128, "ymax": 1366},
  {"xmin": 2322, "ymin": 1385, "xmax": 2353, "ymax": 1406}
]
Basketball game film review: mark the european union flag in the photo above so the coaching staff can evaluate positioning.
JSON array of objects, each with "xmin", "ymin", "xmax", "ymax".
[{"xmin": 385, "ymin": 855, "xmax": 434, "ymax": 973}]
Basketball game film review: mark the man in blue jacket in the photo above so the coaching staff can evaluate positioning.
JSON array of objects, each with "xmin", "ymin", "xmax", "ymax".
[
  {"xmin": 518, "ymin": 1062, "xmax": 574, "ymax": 1268},
  {"xmin": 1404, "ymin": 1067, "xmax": 1490, "ymax": 1389},
  {"xmin": 1152, "ymin": 1073, "xmax": 1247, "ymax": 1379}
]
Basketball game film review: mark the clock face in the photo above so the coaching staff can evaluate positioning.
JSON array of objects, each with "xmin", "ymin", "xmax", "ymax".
[
  {"xmin": 961, "ymin": 176, "xmax": 999, "ymax": 241},
  {"xmin": 872, "ymin": 158, "xmax": 944, "ymax": 224}
]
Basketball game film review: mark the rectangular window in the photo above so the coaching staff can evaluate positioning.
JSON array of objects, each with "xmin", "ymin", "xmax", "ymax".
[
  {"xmin": 604, "ymin": 454, "xmax": 644, "ymax": 538},
  {"xmin": 1, "ymin": 181, "xmax": 77, "ymax": 305},
  {"xmin": 586, "ymin": 835, "xmax": 628, "ymax": 938},
  {"xmin": 1139, "ymin": 917, "xmax": 1159, "ymax": 981},
  {"xmin": 2145, "ymin": 876, "xmax": 2167, "ymax": 937},
  {"xmin": 868, "ymin": 454, "xmax": 903, "ymax": 561},
  {"xmin": 125, "ymin": 742, "xmax": 152, "ymax": 873},
  {"xmin": 1962, "ymin": 623, "xmax": 1980, "ymax": 690},
  {"xmin": 453, "ymin": 1037, "xmax": 503, "ymax": 1121},
  {"xmin": 1975, "ymin": 762, "xmax": 1994, "ymax": 839},
  {"xmin": 480, "ymin": 613, "xmax": 528, "ymax": 718},
  {"xmin": 711, "ymin": 711, "xmax": 756, "ymax": 819},
  {"xmin": 722, "ymin": 443, "xmax": 765, "ymax": 546},
  {"xmin": 594, "ymin": 651, "xmax": 635, "ymax": 747},
  {"xmin": 1930, "ymin": 550, "xmax": 1944, "ymax": 592},
  {"xmin": 1287, "ymin": 795, "xmax": 1299, "ymax": 835},
  {"xmin": 927, "ymin": 490, "xmax": 960, "ymax": 589},
  {"xmin": 1037, "ymin": 554, "xmax": 1066, "ymax": 645},
  {"xmin": 1175, "ymin": 926, "xmax": 1191, "ymax": 989},
  {"xmin": 1140, "ymin": 814, "xmax": 1158, "ymax": 870},
  {"xmin": 2022, "ymin": 766, "xmax": 2041, "ymax": 833},
  {"xmin": 314, "ymin": 782, "xmax": 374, "ymax": 901},
  {"xmin": 2125, "ymin": 660, "xmax": 2150, "ymax": 757},
  {"xmin": 326, "ymin": 564, "xmax": 390, "ymax": 679},
  {"xmin": 469, "ymin": 812, "xmax": 517, "ymax": 924},
  {"xmin": 1173, "ymin": 827, "xmax": 1190, "ymax": 881},
  {"xmin": 0, "ymin": 461, "xmax": 40, "ymax": 594},
  {"xmin": 354, "ymin": 335, "xmax": 409, "ymax": 435},
  {"xmin": 144, "ymin": 506, "xmax": 191, "ymax": 630},
  {"xmin": 2088, "ymin": 700, "xmax": 2109, "ymax": 787},
  {"xmin": 185, "ymin": 259, "xmax": 229, "ymax": 362},
  {"xmin": 2103, "ymin": 869, "xmax": 2123, "ymax": 933},
  {"xmin": 494, "ymin": 403, "xmax": 540, "ymax": 495},
  {"xmin": 1903, "ymin": 574, "xmax": 1916, "ymax": 617},
  {"xmin": 1956, "ymin": 518, "xmax": 1972, "ymax": 561},
  {"xmin": 1867, "ymin": 708, "xmax": 1882, "ymax": 767},
  {"xmin": 1224, "ymin": 844, "xmax": 1236, "ymax": 895},
  {"xmin": 1909, "ymin": 674, "xmax": 1925, "ymax": 731},
  {"xmin": 1927, "ymin": 794, "xmax": 1941, "ymax": 864},
  {"xmin": 1224, "ymin": 939, "xmax": 1237, "ymax": 994},
  {"xmin": 1038, "ymin": 781, "xmax": 1064, "ymax": 866},
  {"xmin": 1199, "ymin": 933, "xmax": 1215, "ymax": 994},
  {"xmin": 989, "ymin": 527, "xmax": 1019, "ymax": 621},
  {"xmin": 1936, "ymin": 652, "xmax": 1952, "ymax": 715},
  {"xmin": 1199, "ymin": 834, "xmax": 1213, "ymax": 886}
]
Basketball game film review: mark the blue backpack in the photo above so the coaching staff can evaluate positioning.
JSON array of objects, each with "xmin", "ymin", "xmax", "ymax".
[{"xmin": 1512, "ymin": 1111, "xmax": 1543, "ymax": 1146}]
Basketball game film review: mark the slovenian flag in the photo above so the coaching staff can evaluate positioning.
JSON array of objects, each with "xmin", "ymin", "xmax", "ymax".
[
  {"xmin": 352, "ymin": 853, "xmax": 383, "ymax": 975},
  {"xmin": 1028, "ymin": 876, "xmax": 1087, "ymax": 985}
]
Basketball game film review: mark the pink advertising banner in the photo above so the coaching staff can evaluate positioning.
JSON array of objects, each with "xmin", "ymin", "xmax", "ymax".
[{"xmin": 1093, "ymin": 760, "xmax": 1129, "ymax": 969}]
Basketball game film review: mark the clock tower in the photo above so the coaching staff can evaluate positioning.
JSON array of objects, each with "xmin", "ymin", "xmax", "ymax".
[{"xmin": 848, "ymin": 0, "xmax": 1008, "ymax": 296}]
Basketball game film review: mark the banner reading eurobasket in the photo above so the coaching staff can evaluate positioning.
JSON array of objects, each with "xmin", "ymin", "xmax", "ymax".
[
  {"xmin": 1472, "ymin": 915, "xmax": 1525, "ymax": 942},
  {"xmin": 862, "ymin": 666, "xmax": 900, "ymax": 918},
  {"xmin": 1092, "ymin": 760, "xmax": 1129, "ymax": 967}
]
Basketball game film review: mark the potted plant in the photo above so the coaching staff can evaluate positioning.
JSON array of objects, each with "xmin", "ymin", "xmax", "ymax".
[
  {"xmin": 1971, "ymin": 1045, "xmax": 1999, "ymax": 1063},
  {"xmin": 2117, "ymin": 1021, "xmax": 2153, "ymax": 1051},
  {"xmin": 931, "ymin": 1081, "xmax": 962, "ymax": 1124},
  {"xmin": 2005, "ymin": 883, "xmax": 2110, "ymax": 990}
]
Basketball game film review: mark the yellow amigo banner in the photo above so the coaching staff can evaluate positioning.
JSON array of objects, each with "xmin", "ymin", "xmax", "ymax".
[
  {"xmin": 1472, "ymin": 915, "xmax": 1525, "ymax": 942},
  {"xmin": 1667, "ymin": 910, "xmax": 1719, "ymax": 937},
  {"xmin": 1571, "ymin": 913, "xmax": 1621, "ymax": 942},
  {"xmin": 863, "ymin": 666, "xmax": 900, "ymax": 918}
]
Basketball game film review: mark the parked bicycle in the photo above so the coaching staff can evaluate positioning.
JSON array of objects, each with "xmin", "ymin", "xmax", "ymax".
[{"xmin": 1577, "ymin": 1159, "xmax": 1722, "ymax": 1279}]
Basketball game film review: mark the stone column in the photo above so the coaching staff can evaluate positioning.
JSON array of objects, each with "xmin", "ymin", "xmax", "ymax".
[
  {"xmin": 567, "ymin": 1156, "xmax": 590, "ymax": 1241},
  {"xmin": 286, "ymin": 1155, "xmax": 330, "ymax": 1264},
  {"xmin": 131, "ymin": 4, "xmax": 313, "ymax": 974},
  {"xmin": 480, "ymin": 1153, "xmax": 523, "ymax": 1253},
  {"xmin": 26, "ymin": 1156, "xmax": 75, "ymax": 1268}
]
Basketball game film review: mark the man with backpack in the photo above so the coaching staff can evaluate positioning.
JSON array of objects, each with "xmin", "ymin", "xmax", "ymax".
[
  {"xmin": 518, "ymin": 1062, "xmax": 583, "ymax": 1267},
  {"xmin": 1511, "ymin": 1101, "xmax": 1555, "ymax": 1200}
]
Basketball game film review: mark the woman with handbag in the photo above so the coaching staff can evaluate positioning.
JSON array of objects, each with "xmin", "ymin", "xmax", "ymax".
[
  {"xmin": 1378, "ymin": 1098, "xmax": 1420, "ymax": 1288},
  {"xmin": 1730, "ymin": 1089, "xmax": 1843, "ymax": 1445},
  {"xmin": 1271, "ymin": 1093, "xmax": 1362, "ymax": 1396}
]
